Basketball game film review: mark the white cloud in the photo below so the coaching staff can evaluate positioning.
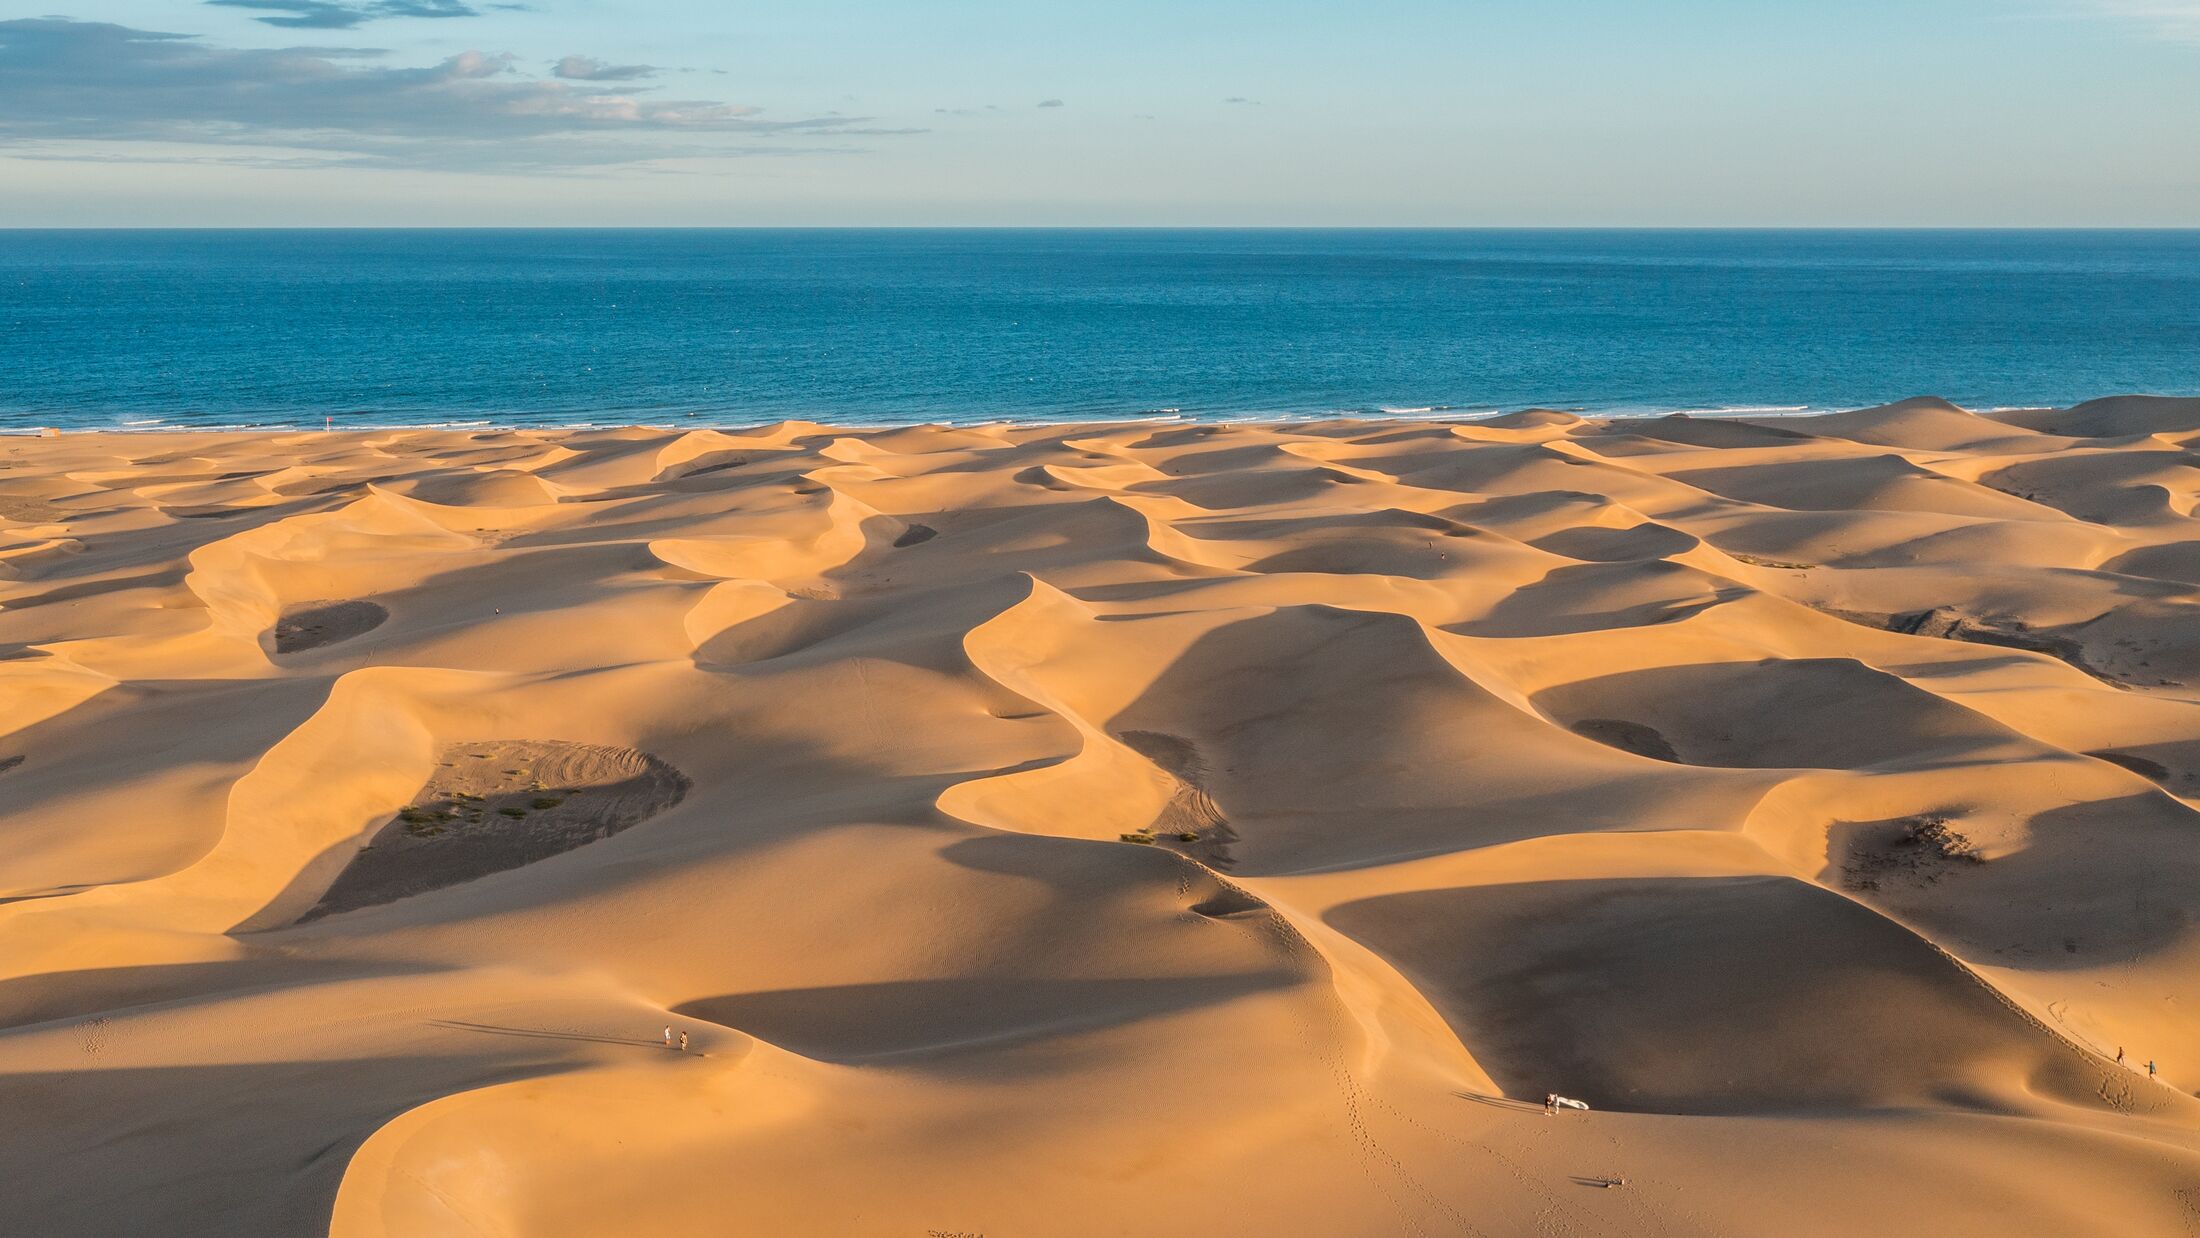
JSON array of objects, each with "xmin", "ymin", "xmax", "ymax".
[{"xmin": 0, "ymin": 19, "xmax": 922, "ymax": 171}]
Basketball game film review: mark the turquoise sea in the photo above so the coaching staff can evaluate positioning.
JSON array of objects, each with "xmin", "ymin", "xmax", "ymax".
[{"xmin": 2, "ymin": 229, "xmax": 2196, "ymax": 429}]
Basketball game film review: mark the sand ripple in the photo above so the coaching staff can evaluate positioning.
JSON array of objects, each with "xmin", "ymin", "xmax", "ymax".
[{"xmin": 2, "ymin": 402, "xmax": 2198, "ymax": 1236}]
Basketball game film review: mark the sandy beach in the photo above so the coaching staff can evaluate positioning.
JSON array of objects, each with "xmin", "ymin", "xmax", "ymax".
[{"xmin": 3, "ymin": 396, "xmax": 2198, "ymax": 1235}]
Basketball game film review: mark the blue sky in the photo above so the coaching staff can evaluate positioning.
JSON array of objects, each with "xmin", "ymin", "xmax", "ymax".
[{"xmin": 1, "ymin": 1, "xmax": 2196, "ymax": 225}]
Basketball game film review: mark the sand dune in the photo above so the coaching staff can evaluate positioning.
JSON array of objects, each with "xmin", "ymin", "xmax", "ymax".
[{"xmin": 3, "ymin": 401, "xmax": 2199, "ymax": 1235}]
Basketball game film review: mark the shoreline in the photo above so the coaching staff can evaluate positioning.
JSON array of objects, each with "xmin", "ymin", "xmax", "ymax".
[{"xmin": 4, "ymin": 394, "xmax": 2179, "ymax": 438}]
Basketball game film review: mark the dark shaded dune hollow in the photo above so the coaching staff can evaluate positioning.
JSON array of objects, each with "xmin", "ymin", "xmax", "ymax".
[
  {"xmin": 267, "ymin": 600, "xmax": 389, "ymax": 655},
  {"xmin": 1327, "ymin": 876, "xmax": 2114, "ymax": 1116},
  {"xmin": 302, "ymin": 740, "xmax": 688, "ymax": 921},
  {"xmin": 1534, "ymin": 657, "xmax": 2025, "ymax": 770},
  {"xmin": 1113, "ymin": 728, "xmax": 1239, "ymax": 866},
  {"xmin": 3, "ymin": 406, "xmax": 2199, "ymax": 1238}
]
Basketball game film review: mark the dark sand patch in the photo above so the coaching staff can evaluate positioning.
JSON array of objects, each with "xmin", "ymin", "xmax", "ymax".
[
  {"xmin": 267, "ymin": 601, "xmax": 389, "ymax": 655},
  {"xmin": 1189, "ymin": 882, "xmax": 1269, "ymax": 919},
  {"xmin": 0, "ymin": 755, "xmax": 21, "ymax": 776},
  {"xmin": 0, "ymin": 495, "xmax": 69, "ymax": 522},
  {"xmin": 1819, "ymin": 605, "xmax": 2130, "ymax": 687},
  {"xmin": 677, "ymin": 460, "xmax": 748, "ymax": 480},
  {"xmin": 1568, "ymin": 718, "xmax": 1681, "ymax": 763},
  {"xmin": 302, "ymin": 740, "xmax": 688, "ymax": 921},
  {"xmin": 657, "ymin": 453, "xmax": 750, "ymax": 481},
  {"xmin": 1836, "ymin": 814, "xmax": 1984, "ymax": 893},
  {"xmin": 892, "ymin": 523, "xmax": 939, "ymax": 548},
  {"xmin": 1115, "ymin": 730, "xmax": 1237, "ymax": 867},
  {"xmin": 2087, "ymin": 750, "xmax": 2170, "ymax": 783},
  {"xmin": 1728, "ymin": 551, "xmax": 1815, "ymax": 570},
  {"xmin": 1530, "ymin": 523, "xmax": 1699, "ymax": 563},
  {"xmin": 1013, "ymin": 465, "xmax": 1075, "ymax": 491}
]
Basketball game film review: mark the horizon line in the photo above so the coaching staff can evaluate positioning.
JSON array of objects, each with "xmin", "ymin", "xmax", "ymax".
[{"xmin": 4, "ymin": 224, "xmax": 2200, "ymax": 233}]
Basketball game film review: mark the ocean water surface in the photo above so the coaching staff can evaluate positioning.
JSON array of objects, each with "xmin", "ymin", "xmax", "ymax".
[{"xmin": 2, "ymin": 228, "xmax": 2196, "ymax": 430}]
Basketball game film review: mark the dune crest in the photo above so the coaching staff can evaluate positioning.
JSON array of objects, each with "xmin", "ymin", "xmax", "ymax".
[{"xmin": 4, "ymin": 406, "xmax": 2199, "ymax": 1236}]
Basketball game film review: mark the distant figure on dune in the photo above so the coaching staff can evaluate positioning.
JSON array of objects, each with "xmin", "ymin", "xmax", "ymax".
[
  {"xmin": 679, "ymin": 1031, "xmax": 690, "ymax": 1052},
  {"xmin": 664, "ymin": 1025, "xmax": 674, "ymax": 1050},
  {"xmin": 1545, "ymin": 1093, "xmax": 1590, "ymax": 1116}
]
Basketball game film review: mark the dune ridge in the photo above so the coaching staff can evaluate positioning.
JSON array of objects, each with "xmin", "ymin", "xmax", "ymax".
[{"xmin": 3, "ymin": 400, "xmax": 2199, "ymax": 1235}]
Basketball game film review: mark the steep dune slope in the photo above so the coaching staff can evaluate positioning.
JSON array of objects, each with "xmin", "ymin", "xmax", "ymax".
[{"xmin": 3, "ymin": 407, "xmax": 2198, "ymax": 1237}]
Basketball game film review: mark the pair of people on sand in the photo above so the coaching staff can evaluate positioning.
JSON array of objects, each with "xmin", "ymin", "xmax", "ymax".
[{"xmin": 2116, "ymin": 1047, "xmax": 2163, "ymax": 1080}]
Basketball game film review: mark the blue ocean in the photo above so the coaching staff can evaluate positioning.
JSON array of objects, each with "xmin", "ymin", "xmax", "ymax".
[{"xmin": 2, "ymin": 229, "xmax": 2195, "ymax": 430}]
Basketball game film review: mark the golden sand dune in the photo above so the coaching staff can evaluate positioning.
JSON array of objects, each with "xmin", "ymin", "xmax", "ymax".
[{"xmin": 3, "ymin": 401, "xmax": 2199, "ymax": 1236}]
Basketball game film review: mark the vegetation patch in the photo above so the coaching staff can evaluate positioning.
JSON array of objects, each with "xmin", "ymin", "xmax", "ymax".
[{"xmin": 302, "ymin": 739, "xmax": 690, "ymax": 921}]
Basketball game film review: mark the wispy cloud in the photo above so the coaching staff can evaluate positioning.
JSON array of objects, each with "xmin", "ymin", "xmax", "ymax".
[
  {"xmin": 1037, "ymin": 98, "xmax": 1064, "ymax": 109},
  {"xmin": 206, "ymin": 0, "xmax": 508, "ymax": 30},
  {"xmin": 0, "ymin": 19, "xmax": 920, "ymax": 171},
  {"xmin": 2071, "ymin": 1, "xmax": 2200, "ymax": 43},
  {"xmin": 552, "ymin": 55, "xmax": 656, "ymax": 81}
]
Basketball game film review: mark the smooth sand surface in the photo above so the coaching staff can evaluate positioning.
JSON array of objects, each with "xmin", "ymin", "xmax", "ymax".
[{"xmin": 3, "ymin": 397, "xmax": 2199, "ymax": 1235}]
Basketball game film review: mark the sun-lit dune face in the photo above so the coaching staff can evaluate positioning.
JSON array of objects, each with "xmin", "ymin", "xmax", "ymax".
[{"xmin": 3, "ymin": 405, "xmax": 2200, "ymax": 1236}]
